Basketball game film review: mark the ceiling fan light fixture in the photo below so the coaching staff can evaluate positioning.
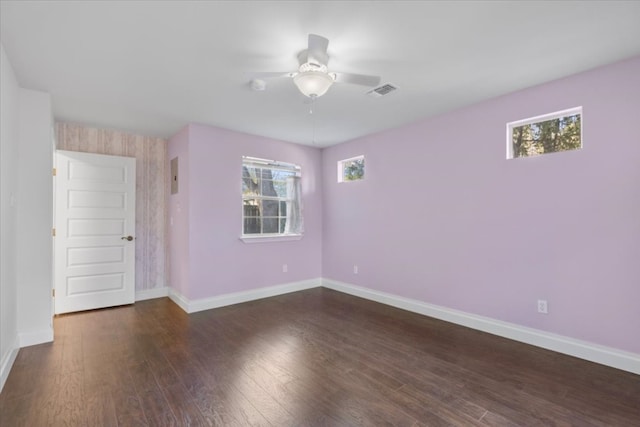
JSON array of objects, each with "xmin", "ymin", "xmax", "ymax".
[{"xmin": 293, "ymin": 71, "xmax": 334, "ymax": 98}]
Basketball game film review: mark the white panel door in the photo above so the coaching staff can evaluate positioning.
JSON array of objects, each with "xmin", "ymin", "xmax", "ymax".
[{"xmin": 55, "ymin": 150, "xmax": 136, "ymax": 314}]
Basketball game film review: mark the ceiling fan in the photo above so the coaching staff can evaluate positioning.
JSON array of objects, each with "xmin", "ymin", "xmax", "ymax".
[{"xmin": 250, "ymin": 34, "xmax": 381, "ymax": 99}]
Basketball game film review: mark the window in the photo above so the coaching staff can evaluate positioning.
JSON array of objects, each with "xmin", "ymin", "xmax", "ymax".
[
  {"xmin": 242, "ymin": 156, "xmax": 303, "ymax": 238},
  {"xmin": 507, "ymin": 107, "xmax": 582, "ymax": 159},
  {"xmin": 338, "ymin": 155, "xmax": 365, "ymax": 182}
]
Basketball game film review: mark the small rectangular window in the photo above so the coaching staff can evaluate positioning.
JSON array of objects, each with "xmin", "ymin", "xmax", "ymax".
[
  {"xmin": 338, "ymin": 155, "xmax": 365, "ymax": 182},
  {"xmin": 242, "ymin": 156, "xmax": 302, "ymax": 237},
  {"xmin": 507, "ymin": 107, "xmax": 582, "ymax": 159}
]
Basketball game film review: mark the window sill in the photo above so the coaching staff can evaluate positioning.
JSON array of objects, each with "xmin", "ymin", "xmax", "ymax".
[{"xmin": 240, "ymin": 234, "xmax": 302, "ymax": 244}]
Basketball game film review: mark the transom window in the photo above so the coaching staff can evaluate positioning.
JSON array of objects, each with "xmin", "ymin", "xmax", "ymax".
[
  {"xmin": 242, "ymin": 156, "xmax": 303, "ymax": 237},
  {"xmin": 507, "ymin": 107, "xmax": 582, "ymax": 159},
  {"xmin": 338, "ymin": 155, "xmax": 365, "ymax": 182}
]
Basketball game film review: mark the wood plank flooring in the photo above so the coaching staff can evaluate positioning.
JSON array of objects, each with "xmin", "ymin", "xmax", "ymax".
[{"xmin": 1, "ymin": 287, "xmax": 638, "ymax": 426}]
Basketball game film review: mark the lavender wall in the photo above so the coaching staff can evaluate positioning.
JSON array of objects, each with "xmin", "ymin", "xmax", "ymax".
[
  {"xmin": 322, "ymin": 57, "xmax": 640, "ymax": 354},
  {"xmin": 168, "ymin": 123, "xmax": 323, "ymax": 300},
  {"xmin": 168, "ymin": 126, "xmax": 190, "ymax": 297}
]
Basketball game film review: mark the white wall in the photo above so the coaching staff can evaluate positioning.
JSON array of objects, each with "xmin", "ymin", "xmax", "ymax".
[
  {"xmin": 0, "ymin": 43, "xmax": 21, "ymax": 391},
  {"xmin": 16, "ymin": 89, "xmax": 53, "ymax": 346},
  {"xmin": 1, "ymin": 43, "xmax": 54, "ymax": 392}
]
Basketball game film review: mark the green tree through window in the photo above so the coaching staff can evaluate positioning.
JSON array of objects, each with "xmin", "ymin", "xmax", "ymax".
[
  {"xmin": 509, "ymin": 108, "xmax": 582, "ymax": 158},
  {"xmin": 242, "ymin": 157, "xmax": 302, "ymax": 237},
  {"xmin": 339, "ymin": 156, "xmax": 365, "ymax": 182}
]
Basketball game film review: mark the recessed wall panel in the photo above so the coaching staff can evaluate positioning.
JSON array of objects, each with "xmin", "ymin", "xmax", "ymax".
[{"xmin": 171, "ymin": 157, "xmax": 178, "ymax": 194}]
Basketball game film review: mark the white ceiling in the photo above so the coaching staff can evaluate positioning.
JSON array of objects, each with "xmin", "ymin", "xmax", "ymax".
[{"xmin": 2, "ymin": 1, "xmax": 640, "ymax": 147}]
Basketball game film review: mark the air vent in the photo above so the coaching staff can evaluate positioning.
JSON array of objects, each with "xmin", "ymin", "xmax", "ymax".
[{"xmin": 367, "ymin": 83, "xmax": 398, "ymax": 97}]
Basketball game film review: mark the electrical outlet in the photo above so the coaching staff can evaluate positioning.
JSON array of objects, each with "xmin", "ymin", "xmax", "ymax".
[
  {"xmin": 353, "ymin": 265, "xmax": 359, "ymax": 274},
  {"xmin": 282, "ymin": 264, "xmax": 288, "ymax": 273},
  {"xmin": 537, "ymin": 299, "xmax": 548, "ymax": 314}
]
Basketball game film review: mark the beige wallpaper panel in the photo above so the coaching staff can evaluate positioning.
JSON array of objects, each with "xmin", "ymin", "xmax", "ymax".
[{"xmin": 55, "ymin": 122, "xmax": 168, "ymax": 291}]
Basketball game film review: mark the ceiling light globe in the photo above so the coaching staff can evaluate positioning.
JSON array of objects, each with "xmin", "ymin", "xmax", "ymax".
[{"xmin": 293, "ymin": 71, "xmax": 334, "ymax": 98}]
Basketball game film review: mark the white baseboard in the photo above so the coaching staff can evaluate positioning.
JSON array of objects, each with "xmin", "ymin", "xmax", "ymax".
[
  {"xmin": 0, "ymin": 336, "xmax": 20, "ymax": 393},
  {"xmin": 322, "ymin": 278, "xmax": 640, "ymax": 375},
  {"xmin": 169, "ymin": 278, "xmax": 321, "ymax": 314},
  {"xmin": 19, "ymin": 327, "xmax": 54, "ymax": 348},
  {"xmin": 136, "ymin": 286, "xmax": 169, "ymax": 301},
  {"xmin": 163, "ymin": 277, "xmax": 639, "ymax": 374},
  {"xmin": 168, "ymin": 288, "xmax": 191, "ymax": 313}
]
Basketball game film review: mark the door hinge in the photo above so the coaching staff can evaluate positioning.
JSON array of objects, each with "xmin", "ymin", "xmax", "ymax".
[
  {"xmin": 52, "ymin": 289, "xmax": 55, "ymax": 298},
  {"xmin": 52, "ymin": 228, "xmax": 56, "ymax": 237},
  {"xmin": 52, "ymin": 168, "xmax": 56, "ymax": 176}
]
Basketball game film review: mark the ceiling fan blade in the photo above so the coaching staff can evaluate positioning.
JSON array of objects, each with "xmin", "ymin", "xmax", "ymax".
[
  {"xmin": 247, "ymin": 71, "xmax": 294, "ymax": 80},
  {"xmin": 307, "ymin": 34, "xmax": 329, "ymax": 66},
  {"xmin": 333, "ymin": 72, "xmax": 381, "ymax": 87}
]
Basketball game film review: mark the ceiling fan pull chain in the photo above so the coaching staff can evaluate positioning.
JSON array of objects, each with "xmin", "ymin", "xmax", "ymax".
[
  {"xmin": 311, "ymin": 96, "xmax": 317, "ymax": 145},
  {"xmin": 309, "ymin": 94, "xmax": 316, "ymax": 115}
]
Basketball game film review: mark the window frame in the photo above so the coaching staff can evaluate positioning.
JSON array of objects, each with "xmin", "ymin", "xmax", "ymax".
[
  {"xmin": 337, "ymin": 155, "xmax": 365, "ymax": 183},
  {"xmin": 241, "ymin": 156, "xmax": 302, "ymax": 242},
  {"xmin": 506, "ymin": 106, "xmax": 582, "ymax": 159}
]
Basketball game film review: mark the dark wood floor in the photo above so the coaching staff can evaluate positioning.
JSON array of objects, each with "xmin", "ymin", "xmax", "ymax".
[{"xmin": 1, "ymin": 288, "xmax": 638, "ymax": 426}]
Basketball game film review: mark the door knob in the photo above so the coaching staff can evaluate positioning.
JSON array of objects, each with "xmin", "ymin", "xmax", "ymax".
[{"xmin": 121, "ymin": 236, "xmax": 134, "ymax": 241}]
